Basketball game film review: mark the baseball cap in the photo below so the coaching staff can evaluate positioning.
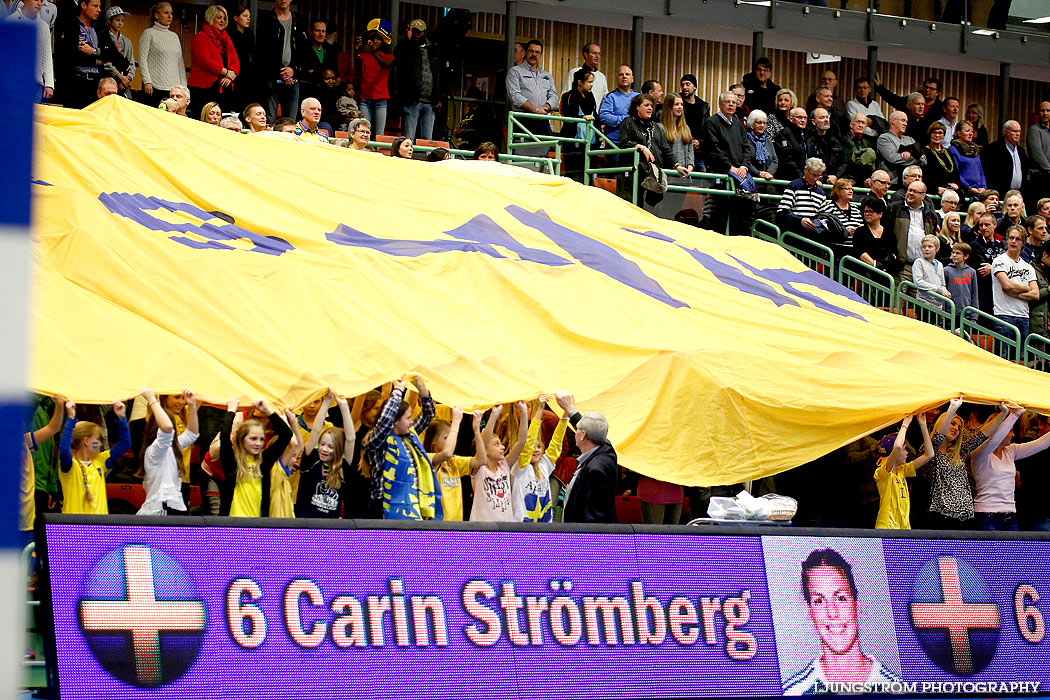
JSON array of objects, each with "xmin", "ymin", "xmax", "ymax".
[
  {"xmin": 878, "ymin": 433, "xmax": 898, "ymax": 453},
  {"xmin": 106, "ymin": 6, "xmax": 130, "ymax": 21},
  {"xmin": 409, "ymin": 19, "xmax": 426, "ymax": 32},
  {"xmin": 366, "ymin": 18, "xmax": 392, "ymax": 43}
]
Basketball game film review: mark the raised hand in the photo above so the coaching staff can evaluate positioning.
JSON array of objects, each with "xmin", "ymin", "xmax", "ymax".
[
  {"xmin": 392, "ymin": 376, "xmax": 407, "ymax": 393},
  {"xmin": 141, "ymin": 387, "xmax": 157, "ymax": 404},
  {"xmin": 112, "ymin": 400, "xmax": 126, "ymax": 419},
  {"xmin": 226, "ymin": 399, "xmax": 240, "ymax": 412},
  {"xmin": 64, "ymin": 399, "xmax": 76, "ymax": 419},
  {"xmin": 253, "ymin": 400, "xmax": 273, "ymax": 416},
  {"xmin": 183, "ymin": 388, "xmax": 196, "ymax": 407}
]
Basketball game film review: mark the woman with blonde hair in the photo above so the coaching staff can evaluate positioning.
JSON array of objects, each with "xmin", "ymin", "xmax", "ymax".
[
  {"xmin": 766, "ymin": 88, "xmax": 797, "ymax": 138},
  {"xmin": 189, "ymin": 4, "xmax": 240, "ymax": 111},
  {"xmin": 200, "ymin": 101, "xmax": 222, "ymax": 125},
  {"xmin": 658, "ymin": 93, "xmax": 694, "ymax": 175},
  {"xmin": 218, "ymin": 399, "xmax": 291, "ymax": 517},
  {"xmin": 295, "ymin": 389, "xmax": 356, "ymax": 518},
  {"xmin": 59, "ymin": 399, "xmax": 130, "ymax": 514},
  {"xmin": 138, "ymin": 2, "xmax": 184, "ymax": 107}
]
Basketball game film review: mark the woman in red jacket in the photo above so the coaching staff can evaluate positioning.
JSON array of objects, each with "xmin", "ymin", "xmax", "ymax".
[{"xmin": 189, "ymin": 5, "xmax": 240, "ymax": 113}]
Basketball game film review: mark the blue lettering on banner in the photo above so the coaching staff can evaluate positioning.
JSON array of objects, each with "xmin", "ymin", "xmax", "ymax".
[
  {"xmin": 681, "ymin": 248, "xmax": 801, "ymax": 309},
  {"xmin": 98, "ymin": 193, "xmax": 292, "ymax": 256}
]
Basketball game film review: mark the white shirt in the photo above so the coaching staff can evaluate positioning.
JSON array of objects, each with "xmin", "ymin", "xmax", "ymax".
[
  {"xmin": 906, "ymin": 206, "xmax": 925, "ymax": 262},
  {"xmin": 511, "ymin": 456, "xmax": 556, "ymax": 523},
  {"xmin": 139, "ymin": 428, "xmax": 199, "ymax": 515},
  {"xmin": 991, "ymin": 252, "xmax": 1035, "ymax": 317},
  {"xmin": 562, "ymin": 66, "xmax": 608, "ymax": 112},
  {"xmin": 139, "ymin": 22, "xmax": 186, "ymax": 91},
  {"xmin": 469, "ymin": 460, "xmax": 515, "ymax": 522},
  {"xmin": 938, "ymin": 116, "xmax": 959, "ymax": 143},
  {"xmin": 846, "ymin": 98, "xmax": 883, "ymax": 137},
  {"xmin": 783, "ymin": 656, "xmax": 902, "ymax": 695},
  {"xmin": 1007, "ymin": 142, "xmax": 1023, "ymax": 190}
]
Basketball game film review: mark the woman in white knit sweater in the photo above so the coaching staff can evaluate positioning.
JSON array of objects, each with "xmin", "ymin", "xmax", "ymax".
[{"xmin": 139, "ymin": 2, "xmax": 185, "ymax": 106}]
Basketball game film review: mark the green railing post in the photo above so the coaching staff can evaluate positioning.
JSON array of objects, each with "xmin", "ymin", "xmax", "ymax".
[
  {"xmin": 1023, "ymin": 333, "xmax": 1050, "ymax": 371},
  {"xmin": 779, "ymin": 231, "xmax": 836, "ymax": 278},
  {"xmin": 837, "ymin": 255, "xmax": 896, "ymax": 310},
  {"xmin": 895, "ymin": 281, "xmax": 957, "ymax": 332},
  {"xmin": 959, "ymin": 306, "xmax": 1022, "ymax": 362},
  {"xmin": 749, "ymin": 219, "xmax": 781, "ymax": 245}
]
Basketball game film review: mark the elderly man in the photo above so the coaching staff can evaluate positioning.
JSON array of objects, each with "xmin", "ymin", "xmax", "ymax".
[
  {"xmin": 563, "ymin": 42, "xmax": 607, "ymax": 108},
  {"xmin": 1028, "ymin": 102, "xmax": 1050, "ymax": 208},
  {"xmin": 805, "ymin": 69, "xmax": 847, "ymax": 119},
  {"xmin": 889, "ymin": 165, "xmax": 934, "ymax": 214},
  {"xmin": 807, "ymin": 107, "xmax": 844, "ymax": 182},
  {"xmin": 555, "ymin": 393, "xmax": 617, "ymax": 524},
  {"xmin": 293, "ymin": 96, "xmax": 329, "ymax": 142},
  {"xmin": 702, "ymin": 90, "xmax": 755, "ymax": 232},
  {"xmin": 96, "ymin": 75, "xmax": 118, "ymax": 99},
  {"xmin": 776, "ymin": 157, "xmax": 827, "ymax": 237},
  {"xmin": 169, "ymin": 85, "xmax": 190, "ymax": 116},
  {"xmin": 983, "ymin": 120, "xmax": 1030, "ymax": 203},
  {"xmin": 868, "ymin": 170, "xmax": 892, "ymax": 207},
  {"xmin": 877, "ymin": 111, "xmax": 917, "ymax": 186},
  {"xmin": 506, "ymin": 38, "xmax": 558, "ymax": 136},
  {"xmin": 598, "ymin": 65, "xmax": 638, "ymax": 146},
  {"xmin": 887, "ymin": 179, "xmax": 937, "ymax": 283},
  {"xmin": 840, "ymin": 111, "xmax": 877, "ymax": 184},
  {"xmin": 774, "ymin": 107, "xmax": 810, "ymax": 181},
  {"xmin": 846, "ymin": 77, "xmax": 881, "ymax": 137}
]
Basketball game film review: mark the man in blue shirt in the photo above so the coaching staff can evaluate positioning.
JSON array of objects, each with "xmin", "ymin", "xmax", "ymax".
[
  {"xmin": 598, "ymin": 65, "xmax": 637, "ymax": 146},
  {"xmin": 506, "ymin": 38, "xmax": 557, "ymax": 136}
]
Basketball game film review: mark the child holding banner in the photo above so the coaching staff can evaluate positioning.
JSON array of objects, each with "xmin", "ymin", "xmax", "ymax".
[
  {"xmin": 470, "ymin": 402, "xmax": 528, "ymax": 522},
  {"xmin": 295, "ymin": 390, "xmax": 355, "ymax": 519},
  {"xmin": 218, "ymin": 398, "xmax": 291, "ymax": 517},
  {"xmin": 58, "ymin": 399, "xmax": 131, "ymax": 515},
  {"xmin": 873, "ymin": 413, "xmax": 933, "ymax": 529},
  {"xmin": 137, "ymin": 387, "xmax": 199, "ymax": 515},
  {"xmin": 513, "ymin": 394, "xmax": 569, "ymax": 523},
  {"xmin": 424, "ymin": 407, "xmax": 486, "ymax": 522},
  {"xmin": 270, "ymin": 408, "xmax": 304, "ymax": 518}
]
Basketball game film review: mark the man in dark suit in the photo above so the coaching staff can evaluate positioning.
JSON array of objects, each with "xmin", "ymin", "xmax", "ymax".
[
  {"xmin": 702, "ymin": 90, "xmax": 755, "ymax": 233},
  {"xmin": 983, "ymin": 120, "xmax": 1029, "ymax": 199},
  {"xmin": 556, "ymin": 392, "xmax": 618, "ymax": 523}
]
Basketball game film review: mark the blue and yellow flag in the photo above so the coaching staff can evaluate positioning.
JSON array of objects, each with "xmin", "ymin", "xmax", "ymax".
[{"xmin": 28, "ymin": 97, "xmax": 1050, "ymax": 485}]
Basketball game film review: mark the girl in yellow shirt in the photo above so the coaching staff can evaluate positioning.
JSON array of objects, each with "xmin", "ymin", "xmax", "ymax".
[
  {"xmin": 218, "ymin": 399, "xmax": 292, "ymax": 517},
  {"xmin": 874, "ymin": 413, "xmax": 934, "ymax": 529},
  {"xmin": 58, "ymin": 399, "xmax": 131, "ymax": 515}
]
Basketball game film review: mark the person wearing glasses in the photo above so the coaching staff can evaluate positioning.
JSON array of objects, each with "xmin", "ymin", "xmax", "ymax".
[{"xmin": 774, "ymin": 106, "xmax": 809, "ymax": 181}]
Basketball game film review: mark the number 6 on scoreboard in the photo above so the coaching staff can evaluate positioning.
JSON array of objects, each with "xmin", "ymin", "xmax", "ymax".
[{"xmin": 228, "ymin": 578, "xmax": 267, "ymax": 648}]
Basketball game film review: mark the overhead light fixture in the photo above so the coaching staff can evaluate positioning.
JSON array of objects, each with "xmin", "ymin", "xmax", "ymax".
[
  {"xmin": 972, "ymin": 28, "xmax": 996, "ymax": 35},
  {"xmin": 738, "ymin": 1, "xmax": 771, "ymax": 6},
  {"xmin": 1022, "ymin": 15, "xmax": 1050, "ymax": 23}
]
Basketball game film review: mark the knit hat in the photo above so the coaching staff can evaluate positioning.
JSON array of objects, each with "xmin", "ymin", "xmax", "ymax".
[{"xmin": 681, "ymin": 73, "xmax": 698, "ymax": 87}]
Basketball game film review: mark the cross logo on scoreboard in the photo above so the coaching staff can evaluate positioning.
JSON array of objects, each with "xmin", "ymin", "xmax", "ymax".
[
  {"xmin": 909, "ymin": 556, "xmax": 1000, "ymax": 676},
  {"xmin": 78, "ymin": 544, "xmax": 206, "ymax": 687}
]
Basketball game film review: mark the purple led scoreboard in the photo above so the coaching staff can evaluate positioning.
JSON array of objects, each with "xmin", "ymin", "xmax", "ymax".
[{"xmin": 39, "ymin": 516, "xmax": 1050, "ymax": 698}]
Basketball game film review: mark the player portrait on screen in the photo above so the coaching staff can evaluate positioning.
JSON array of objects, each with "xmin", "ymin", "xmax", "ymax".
[{"xmin": 782, "ymin": 548, "xmax": 902, "ymax": 695}]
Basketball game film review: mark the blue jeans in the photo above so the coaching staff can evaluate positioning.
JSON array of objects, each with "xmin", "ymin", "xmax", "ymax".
[
  {"xmin": 975, "ymin": 512, "xmax": 1019, "ymax": 531},
  {"xmin": 402, "ymin": 102, "xmax": 435, "ymax": 140},
  {"xmin": 360, "ymin": 98, "xmax": 388, "ymax": 137},
  {"xmin": 265, "ymin": 79, "xmax": 299, "ymax": 123},
  {"xmin": 994, "ymin": 314, "xmax": 1030, "ymax": 358},
  {"xmin": 1032, "ymin": 518, "xmax": 1050, "ymax": 532}
]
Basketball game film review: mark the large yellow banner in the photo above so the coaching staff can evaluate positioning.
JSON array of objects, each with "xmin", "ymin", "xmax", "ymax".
[{"xmin": 28, "ymin": 97, "xmax": 1050, "ymax": 485}]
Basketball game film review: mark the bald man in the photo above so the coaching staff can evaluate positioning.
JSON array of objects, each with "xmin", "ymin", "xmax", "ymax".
[
  {"xmin": 983, "ymin": 119, "xmax": 1029, "ymax": 200},
  {"xmin": 294, "ymin": 97, "xmax": 330, "ymax": 142}
]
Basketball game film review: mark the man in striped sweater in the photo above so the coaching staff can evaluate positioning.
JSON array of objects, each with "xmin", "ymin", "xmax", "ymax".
[{"xmin": 776, "ymin": 157, "xmax": 827, "ymax": 236}]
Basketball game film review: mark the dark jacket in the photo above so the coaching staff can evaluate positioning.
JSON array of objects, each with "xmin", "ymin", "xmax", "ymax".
[
  {"xmin": 702, "ymin": 112, "xmax": 753, "ymax": 174},
  {"xmin": 922, "ymin": 145, "xmax": 961, "ymax": 194},
  {"xmin": 982, "ymin": 138, "xmax": 1030, "ymax": 198},
  {"xmin": 559, "ymin": 89, "xmax": 597, "ymax": 140},
  {"xmin": 55, "ymin": 17, "xmax": 129, "ymax": 81},
  {"xmin": 562, "ymin": 412, "xmax": 618, "ymax": 524},
  {"xmin": 874, "ymin": 84, "xmax": 943, "ymax": 143},
  {"xmin": 620, "ymin": 115, "xmax": 678, "ymax": 168},
  {"xmin": 774, "ymin": 124, "xmax": 809, "ymax": 181},
  {"xmin": 681, "ymin": 94, "xmax": 710, "ymax": 152},
  {"xmin": 840, "ymin": 133, "xmax": 877, "ymax": 184},
  {"xmin": 740, "ymin": 71, "xmax": 780, "ymax": 116},
  {"xmin": 806, "ymin": 128, "xmax": 845, "ymax": 178},
  {"xmin": 295, "ymin": 41, "xmax": 338, "ymax": 95},
  {"xmin": 255, "ymin": 10, "xmax": 304, "ymax": 80},
  {"xmin": 1030, "ymin": 262, "xmax": 1050, "ymax": 340},
  {"xmin": 887, "ymin": 199, "xmax": 938, "ymax": 269},
  {"xmin": 392, "ymin": 39, "xmax": 444, "ymax": 104}
]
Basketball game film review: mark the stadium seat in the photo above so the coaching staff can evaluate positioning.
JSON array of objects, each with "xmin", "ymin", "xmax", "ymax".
[
  {"xmin": 615, "ymin": 495, "xmax": 644, "ymax": 524},
  {"xmin": 334, "ymin": 130, "xmax": 348, "ymax": 139},
  {"xmin": 416, "ymin": 138, "xmax": 450, "ymax": 149},
  {"xmin": 593, "ymin": 178, "xmax": 617, "ymax": 194}
]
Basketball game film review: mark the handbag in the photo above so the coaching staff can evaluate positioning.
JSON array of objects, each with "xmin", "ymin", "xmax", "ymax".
[{"xmin": 640, "ymin": 161, "xmax": 668, "ymax": 193}]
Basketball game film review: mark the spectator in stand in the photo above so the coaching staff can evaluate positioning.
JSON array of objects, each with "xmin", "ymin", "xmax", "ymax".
[
  {"xmin": 293, "ymin": 96, "xmax": 328, "ymax": 142},
  {"xmin": 56, "ymin": 0, "xmax": 129, "ymax": 109},
  {"xmin": 137, "ymin": 2, "xmax": 182, "ymax": 107},
  {"xmin": 137, "ymin": 388, "xmax": 199, "ymax": 516},
  {"xmin": 938, "ymin": 216, "xmax": 962, "ymax": 266},
  {"xmin": 766, "ymin": 87, "xmax": 796, "ymax": 139},
  {"xmin": 868, "ymin": 170, "xmax": 892, "ymax": 207},
  {"xmin": 680, "ymin": 74, "xmax": 709, "ymax": 169},
  {"xmin": 659, "ymin": 93, "xmax": 694, "ymax": 176},
  {"xmin": 4, "ymin": 0, "xmax": 54, "ymax": 101},
  {"xmin": 996, "ymin": 193, "xmax": 1025, "ymax": 238},
  {"xmin": 255, "ymin": 0, "xmax": 303, "ymax": 124},
  {"xmin": 993, "ymin": 225, "xmax": 1039, "ymax": 347},
  {"xmin": 188, "ymin": 5, "xmax": 240, "ymax": 112},
  {"xmin": 944, "ymin": 241, "xmax": 978, "ymax": 324},
  {"xmin": 620, "ymin": 94, "xmax": 689, "ymax": 207},
  {"xmin": 294, "ymin": 389, "xmax": 355, "ymax": 519},
  {"xmin": 227, "ymin": 5, "xmax": 255, "ymax": 112},
  {"xmin": 703, "ymin": 90, "xmax": 755, "ymax": 232},
  {"xmin": 1039, "ymin": 199, "xmax": 1050, "ymax": 221},
  {"xmin": 218, "ymin": 399, "xmax": 292, "ymax": 517},
  {"xmin": 741, "ymin": 56, "xmax": 779, "ymax": 116},
  {"xmin": 103, "ymin": 6, "xmax": 133, "ymax": 98},
  {"xmin": 560, "ymin": 68, "xmax": 598, "ymax": 166},
  {"xmin": 970, "ymin": 403, "xmax": 1050, "ymax": 531},
  {"xmin": 599, "ymin": 65, "xmax": 637, "ymax": 146},
  {"xmin": 470, "ymin": 402, "xmax": 529, "ymax": 522},
  {"xmin": 169, "ymin": 84, "xmax": 190, "ymax": 115},
  {"xmin": 853, "ymin": 197, "xmax": 898, "ymax": 273},
  {"xmin": 295, "ymin": 18, "xmax": 335, "ymax": 102},
  {"xmin": 492, "ymin": 42, "xmax": 524, "ymax": 105},
  {"xmin": 874, "ymin": 414, "xmax": 934, "ymax": 530},
  {"xmin": 242, "ymin": 102, "xmax": 267, "ymax": 132},
  {"xmin": 938, "ymin": 96, "xmax": 961, "ymax": 143},
  {"xmin": 729, "ymin": 83, "xmax": 747, "ymax": 121},
  {"xmin": 963, "ymin": 201, "xmax": 986, "ymax": 240},
  {"xmin": 1028, "ymin": 102, "xmax": 1050, "ymax": 208},
  {"xmin": 773, "ymin": 107, "xmax": 809, "ymax": 182},
  {"xmin": 924, "ymin": 122, "xmax": 960, "ymax": 197},
  {"xmin": 807, "ymin": 107, "xmax": 844, "ymax": 183},
  {"xmin": 811, "ymin": 87, "xmax": 847, "ymax": 137},
  {"xmin": 877, "ymin": 111, "xmax": 917, "ymax": 186},
  {"xmin": 474, "ymin": 141, "xmax": 498, "ymax": 161},
  {"xmin": 515, "ymin": 396, "xmax": 570, "ymax": 523},
  {"xmin": 980, "ymin": 189, "xmax": 1002, "ymax": 217},
  {"xmin": 159, "ymin": 97, "xmax": 179, "ymax": 112},
  {"xmin": 316, "ymin": 69, "xmax": 342, "ymax": 132},
  {"xmin": 96, "ymin": 75, "xmax": 118, "ymax": 99},
  {"xmin": 950, "ymin": 120, "xmax": 986, "ymax": 200},
  {"xmin": 890, "ymin": 167, "xmax": 935, "ymax": 217},
  {"xmin": 356, "ymin": 18, "xmax": 394, "ymax": 137},
  {"xmin": 745, "ymin": 109, "xmax": 777, "ymax": 182},
  {"xmin": 562, "ymin": 42, "xmax": 607, "ymax": 109},
  {"xmin": 59, "ymin": 398, "xmax": 130, "ymax": 514},
  {"xmin": 220, "ymin": 115, "xmax": 242, "ymax": 131},
  {"xmin": 200, "ymin": 101, "xmax": 221, "ymax": 124},
  {"xmin": 324, "ymin": 22, "xmax": 352, "ymax": 84},
  {"xmin": 805, "ymin": 70, "xmax": 847, "ymax": 120},
  {"xmin": 335, "ymin": 79, "xmax": 359, "ymax": 129},
  {"xmin": 887, "ymin": 179, "xmax": 937, "ymax": 283},
  {"xmin": 363, "ymin": 376, "xmax": 443, "ymax": 521},
  {"xmin": 846, "ymin": 77, "xmax": 882, "ymax": 138},
  {"xmin": 426, "ymin": 148, "xmax": 450, "ymax": 161},
  {"xmin": 389, "ymin": 136, "xmax": 413, "ymax": 158},
  {"xmin": 876, "ymin": 76, "xmax": 942, "ymax": 137},
  {"xmin": 640, "ymin": 80, "xmax": 664, "ymax": 120},
  {"xmin": 776, "ymin": 157, "xmax": 827, "ymax": 236},
  {"xmin": 506, "ymin": 38, "xmax": 557, "ymax": 137},
  {"xmin": 937, "ymin": 190, "xmax": 960, "ymax": 223},
  {"xmin": 983, "ymin": 121, "xmax": 1029, "ymax": 203},
  {"xmin": 913, "ymin": 235, "xmax": 951, "ymax": 305},
  {"xmin": 394, "ymin": 19, "xmax": 444, "ymax": 141},
  {"xmin": 453, "ymin": 86, "xmax": 498, "ymax": 151},
  {"xmin": 1030, "ymin": 240, "xmax": 1050, "ymax": 339},
  {"xmin": 347, "ymin": 117, "xmax": 371, "ymax": 148},
  {"xmin": 1023, "ymin": 215, "xmax": 1047, "ymax": 264},
  {"xmin": 971, "ymin": 212, "xmax": 1005, "ymax": 314},
  {"xmin": 840, "ymin": 112, "xmax": 877, "ymax": 186},
  {"xmin": 818, "ymin": 178, "xmax": 862, "ymax": 236},
  {"xmin": 555, "ymin": 392, "xmax": 618, "ymax": 524},
  {"xmin": 268, "ymin": 116, "xmax": 292, "ymax": 132},
  {"xmin": 966, "ymin": 103, "xmax": 990, "ymax": 147},
  {"xmin": 922, "ymin": 396, "xmax": 1007, "ymax": 529}
]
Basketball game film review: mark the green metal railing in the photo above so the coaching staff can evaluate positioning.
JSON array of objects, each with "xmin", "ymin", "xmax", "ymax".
[
  {"xmin": 837, "ymin": 255, "xmax": 896, "ymax": 310},
  {"xmin": 750, "ymin": 219, "xmax": 781, "ymax": 245},
  {"xmin": 1024, "ymin": 333, "xmax": 1050, "ymax": 372},
  {"xmin": 365, "ymin": 140, "xmax": 558, "ymax": 174},
  {"xmin": 780, "ymin": 230, "xmax": 835, "ymax": 277},
  {"xmin": 896, "ymin": 281, "xmax": 957, "ymax": 332},
  {"xmin": 959, "ymin": 306, "xmax": 1022, "ymax": 362}
]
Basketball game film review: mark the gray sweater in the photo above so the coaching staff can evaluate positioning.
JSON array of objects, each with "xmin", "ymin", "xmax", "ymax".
[{"xmin": 1028, "ymin": 123, "xmax": 1050, "ymax": 176}]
